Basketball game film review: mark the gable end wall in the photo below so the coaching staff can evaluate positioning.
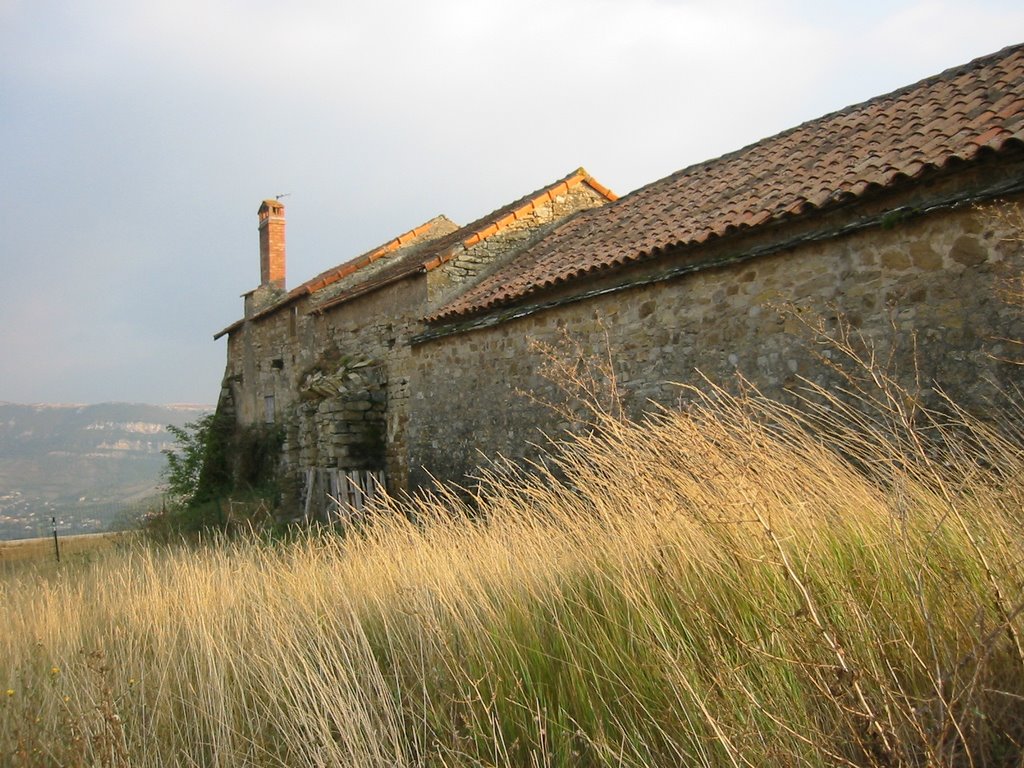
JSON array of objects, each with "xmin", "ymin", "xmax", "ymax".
[{"xmin": 426, "ymin": 183, "xmax": 610, "ymax": 312}]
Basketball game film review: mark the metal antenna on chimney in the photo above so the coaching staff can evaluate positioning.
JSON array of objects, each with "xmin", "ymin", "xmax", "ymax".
[{"xmin": 275, "ymin": 193, "xmax": 291, "ymax": 201}]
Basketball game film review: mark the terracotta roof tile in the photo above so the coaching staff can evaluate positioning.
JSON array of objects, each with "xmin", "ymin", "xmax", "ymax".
[
  {"xmin": 301, "ymin": 216, "xmax": 455, "ymax": 293},
  {"xmin": 431, "ymin": 44, "xmax": 1024, "ymax": 323},
  {"xmin": 311, "ymin": 168, "xmax": 616, "ymax": 314}
]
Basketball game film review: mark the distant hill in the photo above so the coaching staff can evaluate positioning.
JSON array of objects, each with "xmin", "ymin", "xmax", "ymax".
[{"xmin": 0, "ymin": 402, "xmax": 211, "ymax": 540}]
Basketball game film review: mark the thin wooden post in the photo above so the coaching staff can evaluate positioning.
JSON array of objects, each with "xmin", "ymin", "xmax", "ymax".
[{"xmin": 51, "ymin": 516, "xmax": 60, "ymax": 563}]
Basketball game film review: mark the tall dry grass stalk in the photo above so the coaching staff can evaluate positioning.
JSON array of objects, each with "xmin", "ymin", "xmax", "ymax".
[{"xmin": 4, "ymin": 374, "xmax": 1024, "ymax": 766}]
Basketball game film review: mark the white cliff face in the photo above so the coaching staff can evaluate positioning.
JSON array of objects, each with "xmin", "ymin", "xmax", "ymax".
[
  {"xmin": 85, "ymin": 421, "xmax": 167, "ymax": 435},
  {"xmin": 0, "ymin": 402, "xmax": 211, "ymax": 540}
]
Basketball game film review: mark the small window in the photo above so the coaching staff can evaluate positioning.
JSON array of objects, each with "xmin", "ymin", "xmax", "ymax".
[
  {"xmin": 271, "ymin": 358, "xmax": 284, "ymax": 370},
  {"xmin": 264, "ymin": 395, "xmax": 276, "ymax": 424}
]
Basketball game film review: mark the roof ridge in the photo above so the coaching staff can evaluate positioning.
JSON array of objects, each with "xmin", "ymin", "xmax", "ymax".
[
  {"xmin": 625, "ymin": 43, "xmax": 1024, "ymax": 200},
  {"xmin": 302, "ymin": 213, "xmax": 455, "ymax": 294},
  {"xmin": 313, "ymin": 168, "xmax": 617, "ymax": 314},
  {"xmin": 452, "ymin": 168, "xmax": 616, "ymax": 254}
]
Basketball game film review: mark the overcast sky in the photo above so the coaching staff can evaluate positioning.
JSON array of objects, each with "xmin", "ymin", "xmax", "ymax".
[{"xmin": 1, "ymin": 1, "xmax": 1022, "ymax": 405}]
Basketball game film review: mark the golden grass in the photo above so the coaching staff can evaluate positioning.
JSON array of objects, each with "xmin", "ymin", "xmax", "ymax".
[
  {"xmin": 3, "ymin": 382, "xmax": 1024, "ymax": 767},
  {"xmin": 0, "ymin": 532, "xmax": 129, "ymax": 569}
]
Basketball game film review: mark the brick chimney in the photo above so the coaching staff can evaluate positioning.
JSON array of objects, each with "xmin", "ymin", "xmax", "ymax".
[{"xmin": 258, "ymin": 199, "xmax": 286, "ymax": 290}]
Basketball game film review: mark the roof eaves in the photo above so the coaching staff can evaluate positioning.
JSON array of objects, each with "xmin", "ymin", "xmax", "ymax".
[
  {"xmin": 427, "ymin": 46, "xmax": 1024, "ymax": 323},
  {"xmin": 427, "ymin": 157, "xmax": 1024, "ymax": 324},
  {"xmin": 213, "ymin": 318, "xmax": 244, "ymax": 341},
  {"xmin": 422, "ymin": 168, "xmax": 1024, "ymax": 335},
  {"xmin": 312, "ymin": 266, "xmax": 424, "ymax": 315},
  {"xmin": 300, "ymin": 215, "xmax": 451, "ymax": 294}
]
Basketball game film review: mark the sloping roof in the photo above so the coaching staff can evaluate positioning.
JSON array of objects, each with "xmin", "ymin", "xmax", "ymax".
[
  {"xmin": 431, "ymin": 43, "xmax": 1024, "ymax": 323},
  {"xmin": 311, "ymin": 168, "xmax": 616, "ymax": 314},
  {"xmin": 255, "ymin": 214, "xmax": 458, "ymax": 320},
  {"xmin": 213, "ymin": 215, "xmax": 457, "ymax": 339}
]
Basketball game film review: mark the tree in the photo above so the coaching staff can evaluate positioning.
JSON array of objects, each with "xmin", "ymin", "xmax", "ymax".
[{"xmin": 162, "ymin": 412, "xmax": 232, "ymax": 508}]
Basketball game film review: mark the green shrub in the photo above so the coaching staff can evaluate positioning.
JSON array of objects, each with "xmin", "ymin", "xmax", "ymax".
[{"xmin": 156, "ymin": 411, "xmax": 284, "ymax": 537}]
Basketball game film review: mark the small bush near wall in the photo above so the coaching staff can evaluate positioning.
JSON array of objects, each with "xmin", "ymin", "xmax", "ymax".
[{"xmin": 152, "ymin": 412, "xmax": 286, "ymax": 538}]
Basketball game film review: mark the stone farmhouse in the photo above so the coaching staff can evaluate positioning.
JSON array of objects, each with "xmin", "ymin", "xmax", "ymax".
[
  {"xmin": 218, "ymin": 44, "xmax": 1024, "ymax": 505},
  {"xmin": 215, "ymin": 170, "xmax": 617, "ymax": 500}
]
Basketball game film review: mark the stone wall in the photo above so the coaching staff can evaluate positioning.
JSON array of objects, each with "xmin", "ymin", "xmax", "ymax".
[
  {"xmin": 406, "ymin": 196, "xmax": 1024, "ymax": 490},
  {"xmin": 287, "ymin": 359, "xmax": 387, "ymax": 471},
  {"xmin": 223, "ymin": 276, "xmax": 429, "ymax": 492},
  {"xmin": 311, "ymin": 279, "xmax": 428, "ymax": 489}
]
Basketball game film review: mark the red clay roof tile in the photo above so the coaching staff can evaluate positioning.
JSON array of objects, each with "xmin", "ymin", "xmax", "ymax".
[
  {"xmin": 431, "ymin": 44, "xmax": 1024, "ymax": 323},
  {"xmin": 310, "ymin": 168, "xmax": 616, "ymax": 314}
]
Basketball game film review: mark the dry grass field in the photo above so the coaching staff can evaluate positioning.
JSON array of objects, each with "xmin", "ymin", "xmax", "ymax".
[
  {"xmin": 3, "ymin": 370, "xmax": 1024, "ymax": 767},
  {"xmin": 0, "ymin": 531, "xmax": 130, "ymax": 569}
]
